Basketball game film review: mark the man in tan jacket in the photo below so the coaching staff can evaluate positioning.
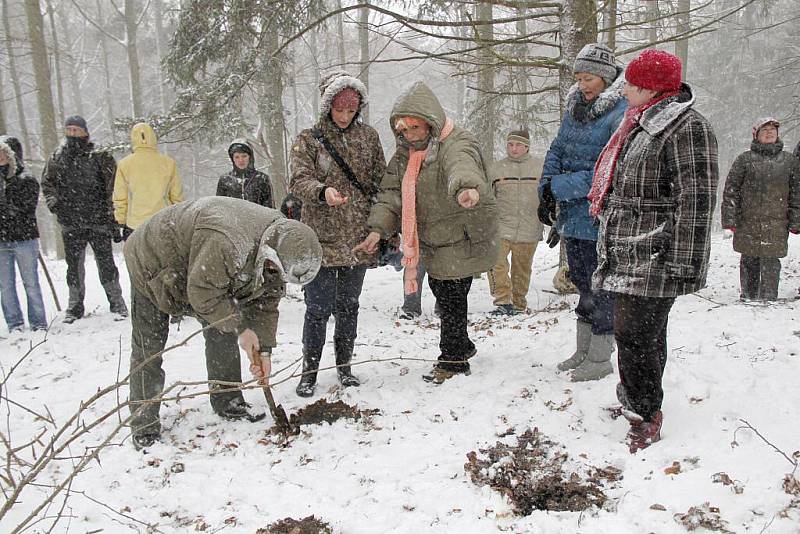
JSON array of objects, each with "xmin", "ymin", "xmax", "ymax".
[
  {"xmin": 124, "ymin": 198, "xmax": 322, "ymax": 449},
  {"xmin": 488, "ymin": 129, "xmax": 544, "ymax": 315}
]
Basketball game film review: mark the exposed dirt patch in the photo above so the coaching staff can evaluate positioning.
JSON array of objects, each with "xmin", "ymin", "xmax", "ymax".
[
  {"xmin": 290, "ymin": 399, "xmax": 379, "ymax": 426},
  {"xmin": 465, "ymin": 428, "xmax": 619, "ymax": 515},
  {"xmin": 256, "ymin": 515, "xmax": 332, "ymax": 534}
]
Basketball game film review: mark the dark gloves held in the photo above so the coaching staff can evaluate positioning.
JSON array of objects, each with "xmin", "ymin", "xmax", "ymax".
[
  {"xmin": 538, "ymin": 182, "xmax": 557, "ymax": 226},
  {"xmin": 546, "ymin": 226, "xmax": 560, "ymax": 248},
  {"xmin": 112, "ymin": 223, "xmax": 133, "ymax": 243}
]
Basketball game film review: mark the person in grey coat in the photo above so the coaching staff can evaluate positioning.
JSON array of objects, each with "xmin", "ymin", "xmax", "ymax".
[
  {"xmin": 721, "ymin": 118, "xmax": 800, "ymax": 301},
  {"xmin": 591, "ymin": 50, "xmax": 719, "ymax": 453}
]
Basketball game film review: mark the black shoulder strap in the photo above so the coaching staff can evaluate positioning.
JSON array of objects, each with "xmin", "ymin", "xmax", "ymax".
[{"xmin": 312, "ymin": 128, "xmax": 372, "ymax": 199}]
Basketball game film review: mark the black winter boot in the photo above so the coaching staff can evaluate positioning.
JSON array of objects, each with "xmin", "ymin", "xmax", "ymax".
[
  {"xmin": 334, "ymin": 338, "xmax": 360, "ymax": 387},
  {"xmin": 296, "ymin": 347, "xmax": 322, "ymax": 397}
]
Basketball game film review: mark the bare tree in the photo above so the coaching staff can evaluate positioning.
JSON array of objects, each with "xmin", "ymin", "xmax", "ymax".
[
  {"xmin": 358, "ymin": 0, "xmax": 370, "ymax": 122},
  {"xmin": 45, "ymin": 0, "xmax": 65, "ymax": 122},
  {"xmin": 675, "ymin": 0, "xmax": 691, "ymax": 75},
  {"xmin": 23, "ymin": 0, "xmax": 59, "ymax": 158},
  {"xmin": 3, "ymin": 0, "xmax": 32, "ymax": 155}
]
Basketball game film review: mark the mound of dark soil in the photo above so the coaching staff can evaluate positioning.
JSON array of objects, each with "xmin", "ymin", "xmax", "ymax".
[
  {"xmin": 289, "ymin": 399, "xmax": 380, "ymax": 426},
  {"xmin": 256, "ymin": 515, "xmax": 332, "ymax": 534},
  {"xmin": 465, "ymin": 428, "xmax": 619, "ymax": 515}
]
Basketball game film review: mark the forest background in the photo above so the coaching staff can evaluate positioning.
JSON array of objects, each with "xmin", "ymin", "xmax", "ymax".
[{"xmin": 1, "ymin": 0, "xmax": 798, "ymax": 255}]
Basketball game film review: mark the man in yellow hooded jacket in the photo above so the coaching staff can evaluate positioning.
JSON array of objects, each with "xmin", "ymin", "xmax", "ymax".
[{"xmin": 113, "ymin": 123, "xmax": 183, "ymax": 239}]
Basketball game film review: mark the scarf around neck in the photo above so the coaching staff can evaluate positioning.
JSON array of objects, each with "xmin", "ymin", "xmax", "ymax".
[
  {"xmin": 588, "ymin": 90, "xmax": 678, "ymax": 217},
  {"xmin": 401, "ymin": 118, "xmax": 454, "ymax": 295}
]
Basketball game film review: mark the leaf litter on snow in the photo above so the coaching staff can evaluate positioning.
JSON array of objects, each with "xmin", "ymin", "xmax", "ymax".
[
  {"xmin": 262, "ymin": 399, "xmax": 381, "ymax": 441},
  {"xmin": 257, "ymin": 515, "xmax": 333, "ymax": 534},
  {"xmin": 464, "ymin": 427, "xmax": 621, "ymax": 515}
]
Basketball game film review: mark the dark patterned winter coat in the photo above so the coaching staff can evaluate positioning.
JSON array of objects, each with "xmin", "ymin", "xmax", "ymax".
[
  {"xmin": 42, "ymin": 138, "xmax": 116, "ymax": 230},
  {"xmin": 216, "ymin": 139, "xmax": 274, "ymax": 208},
  {"xmin": 721, "ymin": 140, "xmax": 800, "ymax": 258},
  {"xmin": 0, "ymin": 137, "xmax": 40, "ymax": 243},
  {"xmin": 593, "ymin": 84, "xmax": 719, "ymax": 297},
  {"xmin": 289, "ymin": 72, "xmax": 385, "ymax": 267}
]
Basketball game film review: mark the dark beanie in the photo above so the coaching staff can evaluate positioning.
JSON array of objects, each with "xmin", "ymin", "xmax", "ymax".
[
  {"xmin": 507, "ymin": 129, "xmax": 530, "ymax": 147},
  {"xmin": 65, "ymin": 115, "xmax": 88, "ymax": 133}
]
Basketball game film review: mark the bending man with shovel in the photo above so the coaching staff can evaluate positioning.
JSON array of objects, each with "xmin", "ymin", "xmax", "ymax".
[{"xmin": 124, "ymin": 197, "xmax": 322, "ymax": 450}]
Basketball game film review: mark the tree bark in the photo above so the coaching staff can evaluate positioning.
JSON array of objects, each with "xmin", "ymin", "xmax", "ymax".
[
  {"xmin": 23, "ymin": 0, "xmax": 59, "ymax": 158},
  {"xmin": 604, "ymin": 0, "xmax": 618, "ymax": 49},
  {"xmin": 336, "ymin": 0, "xmax": 346, "ymax": 67},
  {"xmin": 358, "ymin": 0, "xmax": 370, "ymax": 122},
  {"xmin": 0, "ymin": 64, "xmax": 6, "ymax": 134},
  {"xmin": 123, "ymin": 0, "xmax": 144, "ymax": 117},
  {"xmin": 675, "ymin": 0, "xmax": 690, "ymax": 78},
  {"xmin": 514, "ymin": 6, "xmax": 528, "ymax": 127},
  {"xmin": 95, "ymin": 0, "xmax": 116, "ymax": 140},
  {"xmin": 558, "ymin": 0, "xmax": 598, "ymax": 111},
  {"xmin": 57, "ymin": 10, "xmax": 85, "ymax": 117},
  {"xmin": 45, "ymin": 0, "xmax": 65, "ymax": 122},
  {"xmin": 4, "ymin": 0, "xmax": 33, "ymax": 156},
  {"xmin": 475, "ymin": 2, "xmax": 496, "ymax": 160},
  {"xmin": 648, "ymin": 0, "xmax": 659, "ymax": 44},
  {"xmin": 259, "ymin": 32, "xmax": 288, "ymax": 203},
  {"xmin": 153, "ymin": 0, "xmax": 170, "ymax": 114}
]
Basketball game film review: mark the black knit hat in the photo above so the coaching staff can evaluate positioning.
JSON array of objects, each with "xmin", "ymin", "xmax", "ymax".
[{"xmin": 65, "ymin": 115, "xmax": 88, "ymax": 134}]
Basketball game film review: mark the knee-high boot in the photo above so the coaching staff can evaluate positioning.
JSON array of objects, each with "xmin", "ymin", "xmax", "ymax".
[
  {"xmin": 295, "ymin": 347, "xmax": 322, "ymax": 397},
  {"xmin": 334, "ymin": 338, "xmax": 360, "ymax": 387}
]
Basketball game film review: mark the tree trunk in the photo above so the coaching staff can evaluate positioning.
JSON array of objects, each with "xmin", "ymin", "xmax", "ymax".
[
  {"xmin": 648, "ymin": 0, "xmax": 659, "ymax": 44},
  {"xmin": 153, "ymin": 0, "xmax": 170, "ymax": 114},
  {"xmin": 675, "ymin": 0, "xmax": 690, "ymax": 78},
  {"xmin": 45, "ymin": 0, "xmax": 65, "ymax": 122},
  {"xmin": 124, "ymin": 0, "xmax": 144, "ymax": 117},
  {"xmin": 604, "ymin": 0, "xmax": 618, "ymax": 49},
  {"xmin": 358, "ymin": 0, "xmax": 370, "ymax": 122},
  {"xmin": 0, "ymin": 65, "xmax": 6, "ymax": 134},
  {"xmin": 336, "ymin": 0, "xmax": 346, "ymax": 67},
  {"xmin": 58, "ymin": 10, "xmax": 85, "ymax": 117},
  {"xmin": 310, "ymin": 29, "xmax": 319, "ymax": 118},
  {"xmin": 475, "ymin": 2, "xmax": 496, "ymax": 160},
  {"xmin": 96, "ymin": 0, "xmax": 116, "ymax": 139},
  {"xmin": 514, "ymin": 7, "xmax": 528, "ymax": 127},
  {"xmin": 23, "ymin": 0, "xmax": 59, "ymax": 158},
  {"xmin": 455, "ymin": 4, "xmax": 468, "ymax": 124},
  {"xmin": 4, "ymin": 0, "xmax": 32, "ymax": 156},
  {"xmin": 558, "ymin": 0, "xmax": 598, "ymax": 111},
  {"xmin": 259, "ymin": 32, "xmax": 288, "ymax": 203}
]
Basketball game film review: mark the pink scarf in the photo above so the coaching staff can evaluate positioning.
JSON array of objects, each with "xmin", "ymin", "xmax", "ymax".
[
  {"xmin": 401, "ymin": 118, "xmax": 454, "ymax": 295},
  {"xmin": 588, "ymin": 91, "xmax": 678, "ymax": 216}
]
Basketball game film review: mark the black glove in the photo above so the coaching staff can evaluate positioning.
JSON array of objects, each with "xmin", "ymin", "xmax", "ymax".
[
  {"xmin": 111, "ymin": 223, "xmax": 133, "ymax": 243},
  {"xmin": 546, "ymin": 226, "xmax": 560, "ymax": 248},
  {"xmin": 538, "ymin": 182, "xmax": 557, "ymax": 226},
  {"xmin": 122, "ymin": 225, "xmax": 134, "ymax": 241}
]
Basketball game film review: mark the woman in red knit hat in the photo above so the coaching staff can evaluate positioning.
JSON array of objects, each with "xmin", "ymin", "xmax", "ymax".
[{"xmin": 589, "ymin": 49, "xmax": 720, "ymax": 453}]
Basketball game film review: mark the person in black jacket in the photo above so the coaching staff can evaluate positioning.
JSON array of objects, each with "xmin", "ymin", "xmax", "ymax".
[
  {"xmin": 0, "ymin": 136, "xmax": 48, "ymax": 332},
  {"xmin": 42, "ymin": 116, "xmax": 128, "ymax": 323},
  {"xmin": 216, "ymin": 139, "xmax": 274, "ymax": 208}
]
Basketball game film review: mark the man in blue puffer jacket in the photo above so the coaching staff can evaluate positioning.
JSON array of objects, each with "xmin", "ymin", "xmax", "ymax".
[{"xmin": 538, "ymin": 43, "xmax": 626, "ymax": 382}]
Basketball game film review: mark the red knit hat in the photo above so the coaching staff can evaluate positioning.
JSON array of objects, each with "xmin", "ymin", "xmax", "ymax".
[
  {"xmin": 331, "ymin": 87, "xmax": 361, "ymax": 110},
  {"xmin": 625, "ymin": 49, "xmax": 682, "ymax": 92}
]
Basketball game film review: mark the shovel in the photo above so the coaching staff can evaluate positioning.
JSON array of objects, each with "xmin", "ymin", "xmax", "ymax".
[{"xmin": 258, "ymin": 352, "xmax": 293, "ymax": 434}]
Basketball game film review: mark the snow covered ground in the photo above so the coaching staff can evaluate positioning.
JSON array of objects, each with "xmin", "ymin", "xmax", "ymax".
[{"xmin": 2, "ymin": 233, "xmax": 799, "ymax": 533}]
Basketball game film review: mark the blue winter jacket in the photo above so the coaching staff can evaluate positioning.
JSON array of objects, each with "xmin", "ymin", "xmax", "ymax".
[{"xmin": 540, "ymin": 77, "xmax": 626, "ymax": 240}]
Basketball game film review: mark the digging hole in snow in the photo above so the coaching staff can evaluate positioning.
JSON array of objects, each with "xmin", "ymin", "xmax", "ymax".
[
  {"xmin": 256, "ymin": 515, "xmax": 332, "ymax": 533},
  {"xmin": 465, "ymin": 428, "xmax": 621, "ymax": 515}
]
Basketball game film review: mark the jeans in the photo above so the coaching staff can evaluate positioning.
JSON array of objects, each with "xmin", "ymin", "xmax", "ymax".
[
  {"xmin": 0, "ymin": 239, "xmax": 47, "ymax": 330},
  {"xmin": 564, "ymin": 237, "xmax": 614, "ymax": 334},
  {"xmin": 614, "ymin": 293, "xmax": 675, "ymax": 422},
  {"xmin": 302, "ymin": 266, "xmax": 368, "ymax": 355}
]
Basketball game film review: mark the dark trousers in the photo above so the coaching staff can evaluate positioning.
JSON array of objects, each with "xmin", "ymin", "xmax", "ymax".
[
  {"xmin": 428, "ymin": 276, "xmax": 474, "ymax": 361},
  {"xmin": 302, "ymin": 265, "xmax": 367, "ymax": 355},
  {"xmin": 740, "ymin": 255, "xmax": 780, "ymax": 301},
  {"xmin": 564, "ymin": 237, "xmax": 614, "ymax": 334},
  {"xmin": 129, "ymin": 287, "xmax": 244, "ymax": 436},
  {"xmin": 63, "ymin": 227, "xmax": 121, "ymax": 315},
  {"xmin": 614, "ymin": 293, "xmax": 675, "ymax": 422}
]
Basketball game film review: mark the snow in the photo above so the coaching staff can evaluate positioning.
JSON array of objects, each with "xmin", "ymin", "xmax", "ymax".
[{"xmin": 2, "ymin": 234, "xmax": 799, "ymax": 532}]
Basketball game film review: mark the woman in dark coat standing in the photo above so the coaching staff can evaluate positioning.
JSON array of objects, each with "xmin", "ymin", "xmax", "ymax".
[
  {"xmin": 216, "ymin": 139, "xmax": 274, "ymax": 208},
  {"xmin": 721, "ymin": 118, "xmax": 800, "ymax": 301},
  {"xmin": 591, "ymin": 50, "xmax": 719, "ymax": 453}
]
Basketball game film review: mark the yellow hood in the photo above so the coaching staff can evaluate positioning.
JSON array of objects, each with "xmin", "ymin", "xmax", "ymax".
[{"xmin": 131, "ymin": 122, "xmax": 157, "ymax": 151}]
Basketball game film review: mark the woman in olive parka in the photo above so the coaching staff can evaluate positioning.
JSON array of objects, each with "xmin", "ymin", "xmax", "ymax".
[{"xmin": 356, "ymin": 81, "xmax": 498, "ymax": 384}]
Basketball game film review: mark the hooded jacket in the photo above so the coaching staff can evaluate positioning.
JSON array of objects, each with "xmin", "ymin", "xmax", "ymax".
[
  {"xmin": 216, "ymin": 139, "xmax": 274, "ymax": 208},
  {"xmin": 490, "ymin": 152, "xmax": 545, "ymax": 243},
  {"xmin": 124, "ymin": 197, "xmax": 322, "ymax": 347},
  {"xmin": 722, "ymin": 139, "xmax": 800, "ymax": 258},
  {"xmin": 289, "ymin": 71, "xmax": 385, "ymax": 267},
  {"xmin": 42, "ymin": 135, "xmax": 117, "ymax": 230},
  {"xmin": 593, "ymin": 84, "xmax": 719, "ymax": 298},
  {"xmin": 0, "ymin": 136, "xmax": 40, "ymax": 243},
  {"xmin": 113, "ymin": 123, "xmax": 183, "ymax": 229},
  {"xmin": 540, "ymin": 75, "xmax": 627, "ymax": 240},
  {"xmin": 367, "ymin": 81, "xmax": 499, "ymax": 279}
]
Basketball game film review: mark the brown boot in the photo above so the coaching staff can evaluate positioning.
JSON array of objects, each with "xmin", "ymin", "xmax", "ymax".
[{"xmin": 626, "ymin": 410, "xmax": 663, "ymax": 453}]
